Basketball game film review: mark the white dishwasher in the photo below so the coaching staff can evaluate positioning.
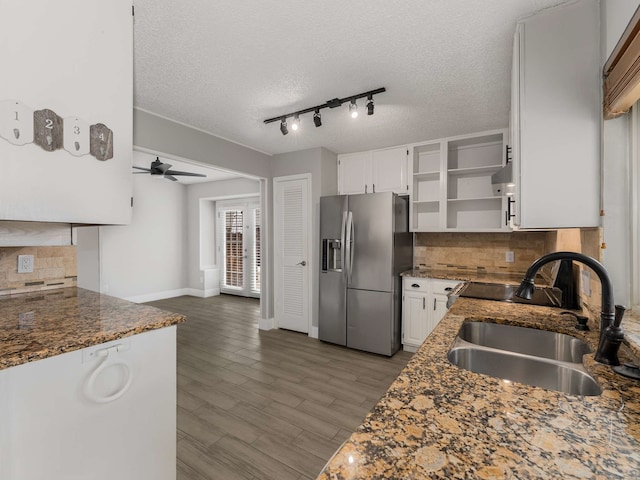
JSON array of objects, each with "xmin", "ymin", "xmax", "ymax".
[{"xmin": 0, "ymin": 326, "xmax": 176, "ymax": 480}]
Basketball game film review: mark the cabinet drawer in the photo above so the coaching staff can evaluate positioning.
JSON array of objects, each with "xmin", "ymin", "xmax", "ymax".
[
  {"xmin": 403, "ymin": 277, "xmax": 428, "ymax": 293},
  {"xmin": 430, "ymin": 279, "xmax": 461, "ymax": 295}
]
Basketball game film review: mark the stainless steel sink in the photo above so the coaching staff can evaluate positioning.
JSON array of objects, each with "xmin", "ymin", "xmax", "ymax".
[
  {"xmin": 458, "ymin": 321, "xmax": 592, "ymax": 363},
  {"xmin": 448, "ymin": 322, "xmax": 601, "ymax": 396},
  {"xmin": 448, "ymin": 343, "xmax": 602, "ymax": 396}
]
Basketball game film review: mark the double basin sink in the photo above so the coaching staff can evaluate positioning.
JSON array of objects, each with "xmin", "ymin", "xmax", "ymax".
[{"xmin": 448, "ymin": 321, "xmax": 602, "ymax": 396}]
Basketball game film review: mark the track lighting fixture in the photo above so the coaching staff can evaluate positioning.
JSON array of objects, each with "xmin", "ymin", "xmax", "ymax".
[
  {"xmin": 367, "ymin": 95, "xmax": 374, "ymax": 116},
  {"xmin": 264, "ymin": 87, "xmax": 386, "ymax": 134},
  {"xmin": 349, "ymin": 99, "xmax": 358, "ymax": 118}
]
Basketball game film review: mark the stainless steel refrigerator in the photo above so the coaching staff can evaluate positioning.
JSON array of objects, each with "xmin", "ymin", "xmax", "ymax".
[{"xmin": 318, "ymin": 192, "xmax": 412, "ymax": 356}]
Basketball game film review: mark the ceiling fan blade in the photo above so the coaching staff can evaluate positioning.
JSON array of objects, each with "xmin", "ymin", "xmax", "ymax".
[
  {"xmin": 165, "ymin": 169, "xmax": 207, "ymax": 177},
  {"xmin": 132, "ymin": 166, "xmax": 152, "ymax": 172},
  {"xmin": 164, "ymin": 174, "xmax": 179, "ymax": 181},
  {"xmin": 156, "ymin": 163, "xmax": 172, "ymax": 174}
]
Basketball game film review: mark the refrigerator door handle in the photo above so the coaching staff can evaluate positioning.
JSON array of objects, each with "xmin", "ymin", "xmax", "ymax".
[
  {"xmin": 345, "ymin": 211, "xmax": 354, "ymax": 282},
  {"xmin": 341, "ymin": 211, "xmax": 347, "ymax": 276}
]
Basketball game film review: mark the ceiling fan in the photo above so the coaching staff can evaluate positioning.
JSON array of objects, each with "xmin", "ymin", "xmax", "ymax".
[{"xmin": 132, "ymin": 157, "xmax": 207, "ymax": 182}]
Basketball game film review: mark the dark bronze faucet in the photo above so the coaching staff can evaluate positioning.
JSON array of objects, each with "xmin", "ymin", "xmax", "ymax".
[{"xmin": 515, "ymin": 251, "xmax": 624, "ymax": 366}]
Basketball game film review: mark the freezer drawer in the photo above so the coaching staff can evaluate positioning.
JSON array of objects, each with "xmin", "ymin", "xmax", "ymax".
[{"xmin": 346, "ymin": 289, "xmax": 400, "ymax": 356}]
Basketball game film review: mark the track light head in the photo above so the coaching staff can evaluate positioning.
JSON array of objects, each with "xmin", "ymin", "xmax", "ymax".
[
  {"xmin": 291, "ymin": 114, "xmax": 300, "ymax": 131},
  {"xmin": 313, "ymin": 109, "xmax": 322, "ymax": 127},
  {"xmin": 349, "ymin": 99, "xmax": 358, "ymax": 118},
  {"xmin": 367, "ymin": 95, "xmax": 374, "ymax": 115},
  {"xmin": 280, "ymin": 118, "xmax": 288, "ymax": 135}
]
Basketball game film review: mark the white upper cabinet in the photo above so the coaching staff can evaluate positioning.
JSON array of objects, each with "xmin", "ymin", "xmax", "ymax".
[
  {"xmin": 371, "ymin": 147, "xmax": 409, "ymax": 195},
  {"xmin": 338, "ymin": 151, "xmax": 370, "ymax": 194},
  {"xmin": 409, "ymin": 129, "xmax": 510, "ymax": 232},
  {"xmin": 338, "ymin": 146, "xmax": 408, "ymax": 195},
  {"xmin": 510, "ymin": 0, "xmax": 600, "ymax": 229},
  {"xmin": 0, "ymin": 0, "xmax": 133, "ymax": 225}
]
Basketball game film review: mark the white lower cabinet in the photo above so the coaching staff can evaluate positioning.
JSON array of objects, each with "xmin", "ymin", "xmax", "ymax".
[
  {"xmin": 402, "ymin": 277, "xmax": 459, "ymax": 352},
  {"xmin": 0, "ymin": 327, "xmax": 176, "ymax": 480}
]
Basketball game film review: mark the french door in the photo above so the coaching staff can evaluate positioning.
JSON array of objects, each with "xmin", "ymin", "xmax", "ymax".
[{"xmin": 217, "ymin": 199, "xmax": 260, "ymax": 297}]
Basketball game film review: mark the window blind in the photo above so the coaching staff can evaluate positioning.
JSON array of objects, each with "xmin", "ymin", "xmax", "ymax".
[
  {"xmin": 604, "ymin": 6, "xmax": 640, "ymax": 119},
  {"xmin": 224, "ymin": 210, "xmax": 243, "ymax": 288},
  {"xmin": 252, "ymin": 208, "xmax": 261, "ymax": 294}
]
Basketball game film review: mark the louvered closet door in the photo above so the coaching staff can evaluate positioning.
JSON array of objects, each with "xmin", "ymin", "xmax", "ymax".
[{"xmin": 274, "ymin": 175, "xmax": 310, "ymax": 333}]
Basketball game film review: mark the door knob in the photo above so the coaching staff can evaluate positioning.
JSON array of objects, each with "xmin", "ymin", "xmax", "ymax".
[{"xmin": 297, "ymin": 260, "xmax": 307, "ymax": 266}]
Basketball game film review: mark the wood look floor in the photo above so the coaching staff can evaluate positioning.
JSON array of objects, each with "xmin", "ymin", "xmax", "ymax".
[{"xmin": 146, "ymin": 294, "xmax": 413, "ymax": 480}]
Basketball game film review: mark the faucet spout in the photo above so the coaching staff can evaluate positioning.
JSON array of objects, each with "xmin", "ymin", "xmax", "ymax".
[{"xmin": 515, "ymin": 251, "xmax": 620, "ymax": 365}]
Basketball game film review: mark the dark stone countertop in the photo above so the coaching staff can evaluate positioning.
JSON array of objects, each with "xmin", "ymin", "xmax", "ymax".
[{"xmin": 0, "ymin": 287, "xmax": 185, "ymax": 370}]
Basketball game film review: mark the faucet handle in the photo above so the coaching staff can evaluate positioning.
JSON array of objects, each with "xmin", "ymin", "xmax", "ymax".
[
  {"xmin": 560, "ymin": 311, "xmax": 590, "ymax": 331},
  {"xmin": 614, "ymin": 305, "xmax": 626, "ymax": 328}
]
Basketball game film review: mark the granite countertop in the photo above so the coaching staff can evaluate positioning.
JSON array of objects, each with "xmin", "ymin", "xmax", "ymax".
[
  {"xmin": 0, "ymin": 287, "xmax": 185, "ymax": 370},
  {"xmin": 317, "ymin": 298, "xmax": 640, "ymax": 479}
]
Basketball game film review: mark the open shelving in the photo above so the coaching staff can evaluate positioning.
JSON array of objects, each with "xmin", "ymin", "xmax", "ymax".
[{"xmin": 409, "ymin": 129, "xmax": 509, "ymax": 232}]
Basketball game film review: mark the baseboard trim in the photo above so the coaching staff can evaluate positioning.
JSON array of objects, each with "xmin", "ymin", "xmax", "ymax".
[
  {"xmin": 259, "ymin": 317, "xmax": 275, "ymax": 330},
  {"xmin": 309, "ymin": 326, "xmax": 319, "ymax": 339},
  {"xmin": 124, "ymin": 288, "xmax": 189, "ymax": 304},
  {"xmin": 184, "ymin": 288, "xmax": 221, "ymax": 298}
]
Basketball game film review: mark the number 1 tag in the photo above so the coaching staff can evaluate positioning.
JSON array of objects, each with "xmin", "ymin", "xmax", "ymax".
[{"xmin": 0, "ymin": 100, "xmax": 34, "ymax": 146}]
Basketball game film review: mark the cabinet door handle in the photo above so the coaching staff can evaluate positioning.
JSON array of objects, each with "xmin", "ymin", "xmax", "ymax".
[
  {"xmin": 433, "ymin": 298, "xmax": 436, "ymax": 310},
  {"xmin": 444, "ymin": 287, "xmax": 453, "ymax": 292},
  {"xmin": 423, "ymin": 297, "xmax": 425, "ymax": 309},
  {"xmin": 411, "ymin": 283, "xmax": 420, "ymax": 288},
  {"xmin": 373, "ymin": 184, "xmax": 376, "ymax": 193},
  {"xmin": 365, "ymin": 184, "xmax": 368, "ymax": 194},
  {"xmin": 506, "ymin": 197, "xmax": 516, "ymax": 226}
]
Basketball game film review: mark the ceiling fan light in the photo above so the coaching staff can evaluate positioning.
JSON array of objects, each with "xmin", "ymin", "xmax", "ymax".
[{"xmin": 349, "ymin": 100, "xmax": 358, "ymax": 118}]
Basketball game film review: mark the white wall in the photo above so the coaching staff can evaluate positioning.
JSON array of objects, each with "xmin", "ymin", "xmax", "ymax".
[
  {"xmin": 96, "ymin": 151, "xmax": 188, "ymax": 302},
  {"xmin": 76, "ymin": 226, "xmax": 100, "ymax": 292},
  {"xmin": 601, "ymin": 0, "xmax": 640, "ymax": 306},
  {"xmin": 185, "ymin": 177, "xmax": 260, "ymax": 293}
]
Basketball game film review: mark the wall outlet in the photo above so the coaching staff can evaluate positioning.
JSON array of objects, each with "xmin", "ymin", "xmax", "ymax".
[
  {"xmin": 581, "ymin": 269, "xmax": 591, "ymax": 296},
  {"xmin": 505, "ymin": 251, "xmax": 515, "ymax": 263},
  {"xmin": 17, "ymin": 255, "xmax": 34, "ymax": 273}
]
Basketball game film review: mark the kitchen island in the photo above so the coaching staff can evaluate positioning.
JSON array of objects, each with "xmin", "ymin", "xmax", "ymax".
[
  {"xmin": 317, "ymin": 298, "xmax": 640, "ymax": 479},
  {"xmin": 0, "ymin": 287, "xmax": 185, "ymax": 480}
]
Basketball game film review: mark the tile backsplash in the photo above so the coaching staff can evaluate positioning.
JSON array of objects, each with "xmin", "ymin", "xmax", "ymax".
[
  {"xmin": 0, "ymin": 246, "xmax": 77, "ymax": 295},
  {"xmin": 415, "ymin": 228, "xmax": 604, "ymax": 327},
  {"xmin": 414, "ymin": 232, "xmax": 548, "ymax": 274}
]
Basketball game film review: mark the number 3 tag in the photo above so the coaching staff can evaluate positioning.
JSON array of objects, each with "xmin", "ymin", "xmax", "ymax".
[{"xmin": 63, "ymin": 117, "xmax": 90, "ymax": 156}]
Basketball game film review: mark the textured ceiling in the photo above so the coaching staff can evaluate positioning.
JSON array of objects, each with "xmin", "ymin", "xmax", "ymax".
[{"xmin": 133, "ymin": 0, "xmax": 568, "ymax": 155}]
